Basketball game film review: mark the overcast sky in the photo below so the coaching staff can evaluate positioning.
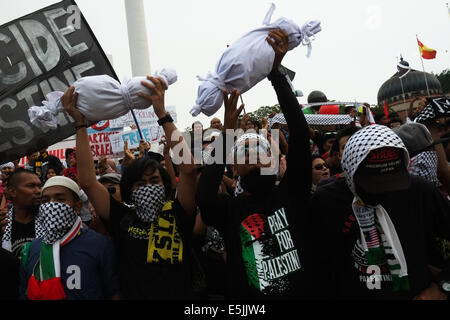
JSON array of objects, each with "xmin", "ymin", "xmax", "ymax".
[{"xmin": 1, "ymin": 0, "xmax": 449, "ymax": 131}]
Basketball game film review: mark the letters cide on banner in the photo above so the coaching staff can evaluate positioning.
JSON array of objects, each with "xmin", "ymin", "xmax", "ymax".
[{"xmin": 0, "ymin": 0, "xmax": 117, "ymax": 163}]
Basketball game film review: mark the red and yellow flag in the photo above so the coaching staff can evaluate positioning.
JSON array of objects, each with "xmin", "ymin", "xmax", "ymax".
[{"xmin": 417, "ymin": 38, "xmax": 437, "ymax": 59}]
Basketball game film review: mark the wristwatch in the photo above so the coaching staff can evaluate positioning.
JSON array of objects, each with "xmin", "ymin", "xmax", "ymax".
[
  {"xmin": 440, "ymin": 280, "xmax": 450, "ymax": 293},
  {"xmin": 157, "ymin": 114, "xmax": 174, "ymax": 126}
]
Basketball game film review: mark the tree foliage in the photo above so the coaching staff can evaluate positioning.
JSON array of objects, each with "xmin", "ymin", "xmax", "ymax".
[
  {"xmin": 435, "ymin": 69, "xmax": 450, "ymax": 94},
  {"xmin": 238, "ymin": 104, "xmax": 281, "ymax": 124}
]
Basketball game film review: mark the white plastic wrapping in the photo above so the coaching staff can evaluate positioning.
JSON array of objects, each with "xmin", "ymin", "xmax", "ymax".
[
  {"xmin": 28, "ymin": 68, "xmax": 177, "ymax": 131},
  {"xmin": 190, "ymin": 3, "xmax": 321, "ymax": 117}
]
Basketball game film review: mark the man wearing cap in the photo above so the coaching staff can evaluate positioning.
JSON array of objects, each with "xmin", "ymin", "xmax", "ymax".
[
  {"xmin": 98, "ymin": 173, "xmax": 122, "ymax": 203},
  {"xmin": 310, "ymin": 124, "xmax": 450, "ymax": 299},
  {"xmin": 393, "ymin": 122, "xmax": 450, "ymax": 196},
  {"xmin": 18, "ymin": 176, "xmax": 120, "ymax": 300}
]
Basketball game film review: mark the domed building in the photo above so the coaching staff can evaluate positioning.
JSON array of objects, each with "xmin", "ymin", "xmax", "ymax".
[
  {"xmin": 307, "ymin": 90, "xmax": 328, "ymax": 103},
  {"xmin": 377, "ymin": 58, "xmax": 443, "ymax": 120}
]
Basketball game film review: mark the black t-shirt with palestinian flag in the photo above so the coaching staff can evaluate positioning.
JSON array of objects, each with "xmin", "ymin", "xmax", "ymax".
[{"xmin": 197, "ymin": 69, "xmax": 319, "ymax": 299}]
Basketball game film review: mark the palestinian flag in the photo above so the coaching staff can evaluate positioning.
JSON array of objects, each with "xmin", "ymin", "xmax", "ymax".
[
  {"xmin": 26, "ymin": 242, "xmax": 67, "ymax": 300},
  {"xmin": 240, "ymin": 214, "xmax": 269, "ymax": 292}
]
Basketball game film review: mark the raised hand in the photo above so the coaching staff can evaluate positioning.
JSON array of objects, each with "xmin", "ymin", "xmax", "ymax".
[
  {"xmin": 223, "ymin": 89, "xmax": 245, "ymax": 130},
  {"xmin": 61, "ymin": 86, "xmax": 84, "ymax": 126},
  {"xmin": 139, "ymin": 76, "xmax": 167, "ymax": 119},
  {"xmin": 267, "ymin": 28, "xmax": 289, "ymax": 69}
]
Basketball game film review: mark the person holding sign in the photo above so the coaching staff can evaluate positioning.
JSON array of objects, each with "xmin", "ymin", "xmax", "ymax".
[{"xmin": 61, "ymin": 75, "xmax": 197, "ymax": 299}]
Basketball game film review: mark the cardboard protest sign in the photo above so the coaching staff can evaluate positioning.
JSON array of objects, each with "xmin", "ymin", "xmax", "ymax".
[
  {"xmin": 109, "ymin": 126, "xmax": 166, "ymax": 154},
  {"xmin": 89, "ymin": 130, "xmax": 122, "ymax": 159},
  {"xmin": 0, "ymin": 0, "xmax": 117, "ymax": 163},
  {"xmin": 109, "ymin": 105, "xmax": 177, "ymax": 129}
]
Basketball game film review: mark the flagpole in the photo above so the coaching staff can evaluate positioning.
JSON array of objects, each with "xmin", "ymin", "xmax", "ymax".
[
  {"xmin": 397, "ymin": 56, "xmax": 407, "ymax": 103},
  {"xmin": 416, "ymin": 34, "xmax": 431, "ymax": 96}
]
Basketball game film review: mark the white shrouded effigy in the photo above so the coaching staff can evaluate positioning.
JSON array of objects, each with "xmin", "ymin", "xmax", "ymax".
[
  {"xmin": 27, "ymin": 68, "xmax": 177, "ymax": 131},
  {"xmin": 190, "ymin": 3, "xmax": 321, "ymax": 117}
]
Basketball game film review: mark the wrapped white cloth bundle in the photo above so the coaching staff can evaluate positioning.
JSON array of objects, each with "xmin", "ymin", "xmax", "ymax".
[
  {"xmin": 190, "ymin": 3, "xmax": 321, "ymax": 117},
  {"xmin": 28, "ymin": 68, "xmax": 177, "ymax": 131}
]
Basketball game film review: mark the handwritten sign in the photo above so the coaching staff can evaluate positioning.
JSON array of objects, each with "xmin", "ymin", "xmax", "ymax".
[
  {"xmin": 109, "ymin": 126, "xmax": 165, "ymax": 153},
  {"xmin": 109, "ymin": 105, "xmax": 177, "ymax": 128},
  {"xmin": 0, "ymin": 0, "xmax": 117, "ymax": 163}
]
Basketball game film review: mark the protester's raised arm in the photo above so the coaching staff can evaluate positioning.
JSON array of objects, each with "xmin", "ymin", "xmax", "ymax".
[
  {"xmin": 197, "ymin": 90, "xmax": 243, "ymax": 231},
  {"xmin": 267, "ymin": 29, "xmax": 312, "ymax": 200},
  {"xmin": 61, "ymin": 86, "xmax": 110, "ymax": 221},
  {"xmin": 139, "ymin": 77, "xmax": 196, "ymax": 215}
]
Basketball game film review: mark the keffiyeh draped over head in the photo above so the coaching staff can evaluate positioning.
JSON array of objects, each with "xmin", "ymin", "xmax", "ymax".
[
  {"xmin": 341, "ymin": 125, "xmax": 410, "ymax": 291},
  {"xmin": 415, "ymin": 96, "xmax": 450, "ymax": 123},
  {"xmin": 408, "ymin": 151, "xmax": 440, "ymax": 187},
  {"xmin": 232, "ymin": 132, "xmax": 271, "ymax": 160}
]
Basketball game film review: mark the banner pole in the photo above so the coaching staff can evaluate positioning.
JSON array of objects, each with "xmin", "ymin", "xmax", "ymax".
[{"xmin": 130, "ymin": 108, "xmax": 145, "ymax": 141}]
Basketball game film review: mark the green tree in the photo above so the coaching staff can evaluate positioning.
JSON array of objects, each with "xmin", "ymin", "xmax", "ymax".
[
  {"xmin": 238, "ymin": 104, "xmax": 281, "ymax": 124},
  {"xmin": 435, "ymin": 69, "xmax": 450, "ymax": 94}
]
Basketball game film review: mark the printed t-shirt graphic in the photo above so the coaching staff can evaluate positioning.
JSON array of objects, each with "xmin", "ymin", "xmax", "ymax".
[
  {"xmin": 127, "ymin": 201, "xmax": 183, "ymax": 264},
  {"xmin": 240, "ymin": 208, "xmax": 301, "ymax": 294}
]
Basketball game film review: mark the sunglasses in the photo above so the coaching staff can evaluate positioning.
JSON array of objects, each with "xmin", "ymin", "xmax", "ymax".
[
  {"xmin": 313, "ymin": 163, "xmax": 329, "ymax": 170},
  {"xmin": 235, "ymin": 144, "xmax": 269, "ymax": 158}
]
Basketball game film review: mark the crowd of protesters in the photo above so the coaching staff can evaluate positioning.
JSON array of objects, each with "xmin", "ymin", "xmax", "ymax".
[{"xmin": 0, "ymin": 29, "xmax": 449, "ymax": 301}]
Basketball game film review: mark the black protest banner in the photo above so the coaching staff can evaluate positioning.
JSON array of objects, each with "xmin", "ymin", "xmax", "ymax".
[{"xmin": 0, "ymin": 0, "xmax": 117, "ymax": 163}]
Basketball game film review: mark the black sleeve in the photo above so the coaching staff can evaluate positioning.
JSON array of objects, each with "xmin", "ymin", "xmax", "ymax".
[
  {"xmin": 267, "ymin": 67, "xmax": 312, "ymax": 203},
  {"xmin": 196, "ymin": 132, "xmax": 231, "ymax": 234},
  {"xmin": 0, "ymin": 248, "xmax": 19, "ymax": 300},
  {"xmin": 426, "ymin": 186, "xmax": 450, "ymax": 283}
]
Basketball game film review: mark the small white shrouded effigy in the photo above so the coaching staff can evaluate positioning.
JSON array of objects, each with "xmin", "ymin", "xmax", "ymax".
[
  {"xmin": 190, "ymin": 3, "xmax": 321, "ymax": 117},
  {"xmin": 28, "ymin": 68, "xmax": 177, "ymax": 131}
]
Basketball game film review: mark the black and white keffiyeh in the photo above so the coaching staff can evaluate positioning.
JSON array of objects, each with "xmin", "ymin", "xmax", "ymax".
[
  {"xmin": 408, "ymin": 151, "xmax": 440, "ymax": 187},
  {"xmin": 38, "ymin": 202, "xmax": 79, "ymax": 245},
  {"xmin": 1, "ymin": 207, "xmax": 45, "ymax": 251},
  {"xmin": 272, "ymin": 108, "xmax": 355, "ymax": 126},
  {"xmin": 341, "ymin": 125, "xmax": 410, "ymax": 291},
  {"xmin": 269, "ymin": 113, "xmax": 287, "ymax": 129},
  {"xmin": 304, "ymin": 114, "xmax": 353, "ymax": 125},
  {"xmin": 234, "ymin": 176, "xmax": 245, "ymax": 197},
  {"xmin": 131, "ymin": 184, "xmax": 166, "ymax": 223},
  {"xmin": 415, "ymin": 97, "xmax": 450, "ymax": 123}
]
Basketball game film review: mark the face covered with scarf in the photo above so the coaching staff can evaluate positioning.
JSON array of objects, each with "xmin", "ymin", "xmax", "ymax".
[
  {"xmin": 130, "ymin": 165, "xmax": 166, "ymax": 223},
  {"xmin": 232, "ymin": 132, "xmax": 277, "ymax": 195},
  {"xmin": 341, "ymin": 125, "xmax": 411, "ymax": 291},
  {"xmin": 39, "ymin": 178, "xmax": 83, "ymax": 244}
]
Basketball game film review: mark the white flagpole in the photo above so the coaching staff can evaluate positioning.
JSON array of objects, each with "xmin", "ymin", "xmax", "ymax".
[
  {"xmin": 397, "ymin": 56, "xmax": 407, "ymax": 103},
  {"xmin": 416, "ymin": 34, "xmax": 431, "ymax": 96}
]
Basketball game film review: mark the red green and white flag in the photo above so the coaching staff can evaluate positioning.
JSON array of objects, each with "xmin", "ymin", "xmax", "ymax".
[{"xmin": 24, "ymin": 217, "xmax": 82, "ymax": 300}]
